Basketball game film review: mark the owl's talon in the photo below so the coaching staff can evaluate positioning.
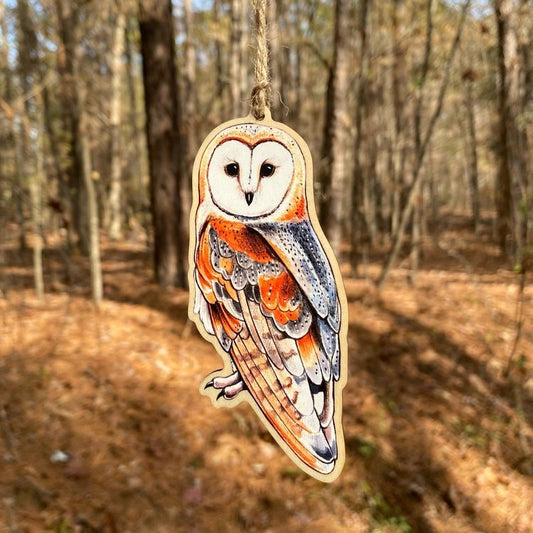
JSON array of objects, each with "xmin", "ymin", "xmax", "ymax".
[
  {"xmin": 209, "ymin": 371, "xmax": 246, "ymax": 400},
  {"xmin": 216, "ymin": 380, "xmax": 246, "ymax": 401},
  {"xmin": 211, "ymin": 371, "xmax": 241, "ymax": 389},
  {"xmin": 226, "ymin": 381, "xmax": 246, "ymax": 399}
]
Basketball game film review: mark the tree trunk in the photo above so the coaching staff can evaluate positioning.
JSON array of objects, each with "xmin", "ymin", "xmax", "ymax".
[
  {"xmin": 182, "ymin": 0, "xmax": 196, "ymax": 167},
  {"xmin": 183, "ymin": 0, "xmax": 197, "ymax": 163},
  {"xmin": 465, "ymin": 79, "xmax": 481, "ymax": 234},
  {"xmin": 0, "ymin": 0, "xmax": 9, "ymax": 263},
  {"xmin": 229, "ymin": 0, "xmax": 248, "ymax": 117},
  {"xmin": 318, "ymin": 63, "xmax": 335, "ymax": 221},
  {"xmin": 16, "ymin": 0, "xmax": 44, "ymax": 297},
  {"xmin": 408, "ymin": 0, "xmax": 433, "ymax": 285},
  {"xmin": 365, "ymin": 139, "xmax": 379, "ymax": 244},
  {"xmin": 424, "ymin": 139, "xmax": 438, "ymax": 223},
  {"xmin": 268, "ymin": 0, "xmax": 283, "ymax": 119},
  {"xmin": 78, "ymin": 108, "xmax": 103, "ymax": 305},
  {"xmin": 414, "ymin": 0, "xmax": 434, "ymax": 155},
  {"xmin": 108, "ymin": 10, "xmax": 126, "ymax": 240},
  {"xmin": 55, "ymin": 0, "xmax": 103, "ymax": 303},
  {"xmin": 124, "ymin": 17, "xmax": 146, "ymax": 216},
  {"xmin": 55, "ymin": 0, "xmax": 90, "ymax": 254},
  {"xmin": 139, "ymin": 0, "xmax": 186, "ymax": 288},
  {"xmin": 213, "ymin": 0, "xmax": 226, "ymax": 120},
  {"xmin": 494, "ymin": 0, "xmax": 514, "ymax": 256},
  {"xmin": 389, "ymin": 0, "xmax": 407, "ymax": 239},
  {"xmin": 73, "ymin": 60, "xmax": 103, "ymax": 305},
  {"xmin": 318, "ymin": 0, "xmax": 351, "ymax": 257},
  {"xmin": 43, "ymin": 86, "xmax": 72, "ymax": 243},
  {"xmin": 409, "ymin": 196, "xmax": 421, "ymax": 286},
  {"xmin": 350, "ymin": 0, "xmax": 370, "ymax": 272},
  {"xmin": 181, "ymin": 0, "xmax": 196, "ymax": 282},
  {"xmin": 4, "ymin": 0, "xmax": 27, "ymax": 251},
  {"xmin": 52, "ymin": 1, "xmax": 76, "ymax": 251},
  {"xmin": 293, "ymin": 35, "xmax": 302, "ymax": 127},
  {"xmin": 30, "ymin": 105, "xmax": 45, "ymax": 301}
]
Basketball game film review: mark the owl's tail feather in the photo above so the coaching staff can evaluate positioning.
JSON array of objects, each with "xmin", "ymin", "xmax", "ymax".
[{"xmin": 231, "ymin": 335, "xmax": 336, "ymax": 475}]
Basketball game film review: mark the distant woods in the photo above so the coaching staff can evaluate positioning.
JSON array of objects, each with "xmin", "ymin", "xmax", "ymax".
[{"xmin": 0, "ymin": 0, "xmax": 532, "ymax": 299}]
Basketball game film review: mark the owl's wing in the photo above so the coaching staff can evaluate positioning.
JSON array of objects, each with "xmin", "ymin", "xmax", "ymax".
[
  {"xmin": 252, "ymin": 221, "xmax": 341, "ymax": 379},
  {"xmin": 194, "ymin": 219, "xmax": 343, "ymax": 476}
]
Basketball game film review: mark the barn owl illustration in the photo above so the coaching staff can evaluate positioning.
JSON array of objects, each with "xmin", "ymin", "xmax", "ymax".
[{"xmin": 188, "ymin": 113, "xmax": 347, "ymax": 482}]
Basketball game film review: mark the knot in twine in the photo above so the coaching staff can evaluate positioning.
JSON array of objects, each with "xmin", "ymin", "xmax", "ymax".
[{"xmin": 250, "ymin": 0, "xmax": 271, "ymax": 120}]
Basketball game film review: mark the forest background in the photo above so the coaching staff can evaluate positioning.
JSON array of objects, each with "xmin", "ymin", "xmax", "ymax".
[{"xmin": 1, "ymin": 1, "xmax": 533, "ymax": 532}]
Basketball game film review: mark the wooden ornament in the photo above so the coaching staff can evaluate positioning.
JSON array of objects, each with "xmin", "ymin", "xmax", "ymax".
[{"xmin": 188, "ymin": 111, "xmax": 348, "ymax": 482}]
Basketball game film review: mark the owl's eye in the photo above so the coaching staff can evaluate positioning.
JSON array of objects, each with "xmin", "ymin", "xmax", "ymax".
[
  {"xmin": 260, "ymin": 162, "xmax": 275, "ymax": 178},
  {"xmin": 224, "ymin": 162, "xmax": 240, "ymax": 177}
]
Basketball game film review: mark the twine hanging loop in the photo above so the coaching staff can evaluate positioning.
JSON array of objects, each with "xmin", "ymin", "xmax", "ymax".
[{"xmin": 250, "ymin": 0, "xmax": 271, "ymax": 120}]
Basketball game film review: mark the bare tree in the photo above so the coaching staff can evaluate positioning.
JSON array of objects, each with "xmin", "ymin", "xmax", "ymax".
[
  {"xmin": 139, "ymin": 0, "xmax": 186, "ymax": 287},
  {"xmin": 389, "ymin": 0, "xmax": 408, "ymax": 239},
  {"xmin": 15, "ymin": 0, "xmax": 45, "ymax": 299},
  {"xmin": 212, "ymin": 0, "xmax": 227, "ymax": 121},
  {"xmin": 108, "ymin": 7, "xmax": 127, "ymax": 241},
  {"xmin": 268, "ymin": 0, "xmax": 283, "ymax": 119},
  {"xmin": 409, "ymin": 0, "xmax": 434, "ymax": 285},
  {"xmin": 350, "ymin": 0, "xmax": 370, "ymax": 273},
  {"xmin": 463, "ymin": 69, "xmax": 481, "ymax": 234},
  {"xmin": 494, "ymin": 0, "xmax": 518, "ymax": 257},
  {"xmin": 124, "ymin": 16, "xmax": 147, "ymax": 217},
  {"xmin": 318, "ymin": 0, "xmax": 351, "ymax": 258},
  {"xmin": 2, "ymin": 0, "xmax": 28, "ymax": 251},
  {"xmin": 377, "ymin": 0, "xmax": 471, "ymax": 289},
  {"xmin": 30, "ymin": 101, "xmax": 45, "ymax": 300},
  {"xmin": 229, "ymin": 0, "xmax": 249, "ymax": 117},
  {"xmin": 55, "ymin": 0, "xmax": 103, "ymax": 304}
]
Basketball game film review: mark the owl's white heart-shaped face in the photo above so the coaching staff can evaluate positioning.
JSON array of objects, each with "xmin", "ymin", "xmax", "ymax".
[{"xmin": 207, "ymin": 139, "xmax": 294, "ymax": 219}]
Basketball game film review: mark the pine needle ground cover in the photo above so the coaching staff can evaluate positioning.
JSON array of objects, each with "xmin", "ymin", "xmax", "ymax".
[{"xmin": 1, "ymin": 215, "xmax": 532, "ymax": 533}]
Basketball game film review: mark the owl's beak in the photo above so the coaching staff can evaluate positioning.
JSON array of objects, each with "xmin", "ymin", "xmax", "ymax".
[{"xmin": 245, "ymin": 192, "xmax": 254, "ymax": 205}]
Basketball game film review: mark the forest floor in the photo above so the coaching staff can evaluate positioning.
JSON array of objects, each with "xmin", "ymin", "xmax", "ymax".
[{"xmin": 1, "ymin": 213, "xmax": 533, "ymax": 533}]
